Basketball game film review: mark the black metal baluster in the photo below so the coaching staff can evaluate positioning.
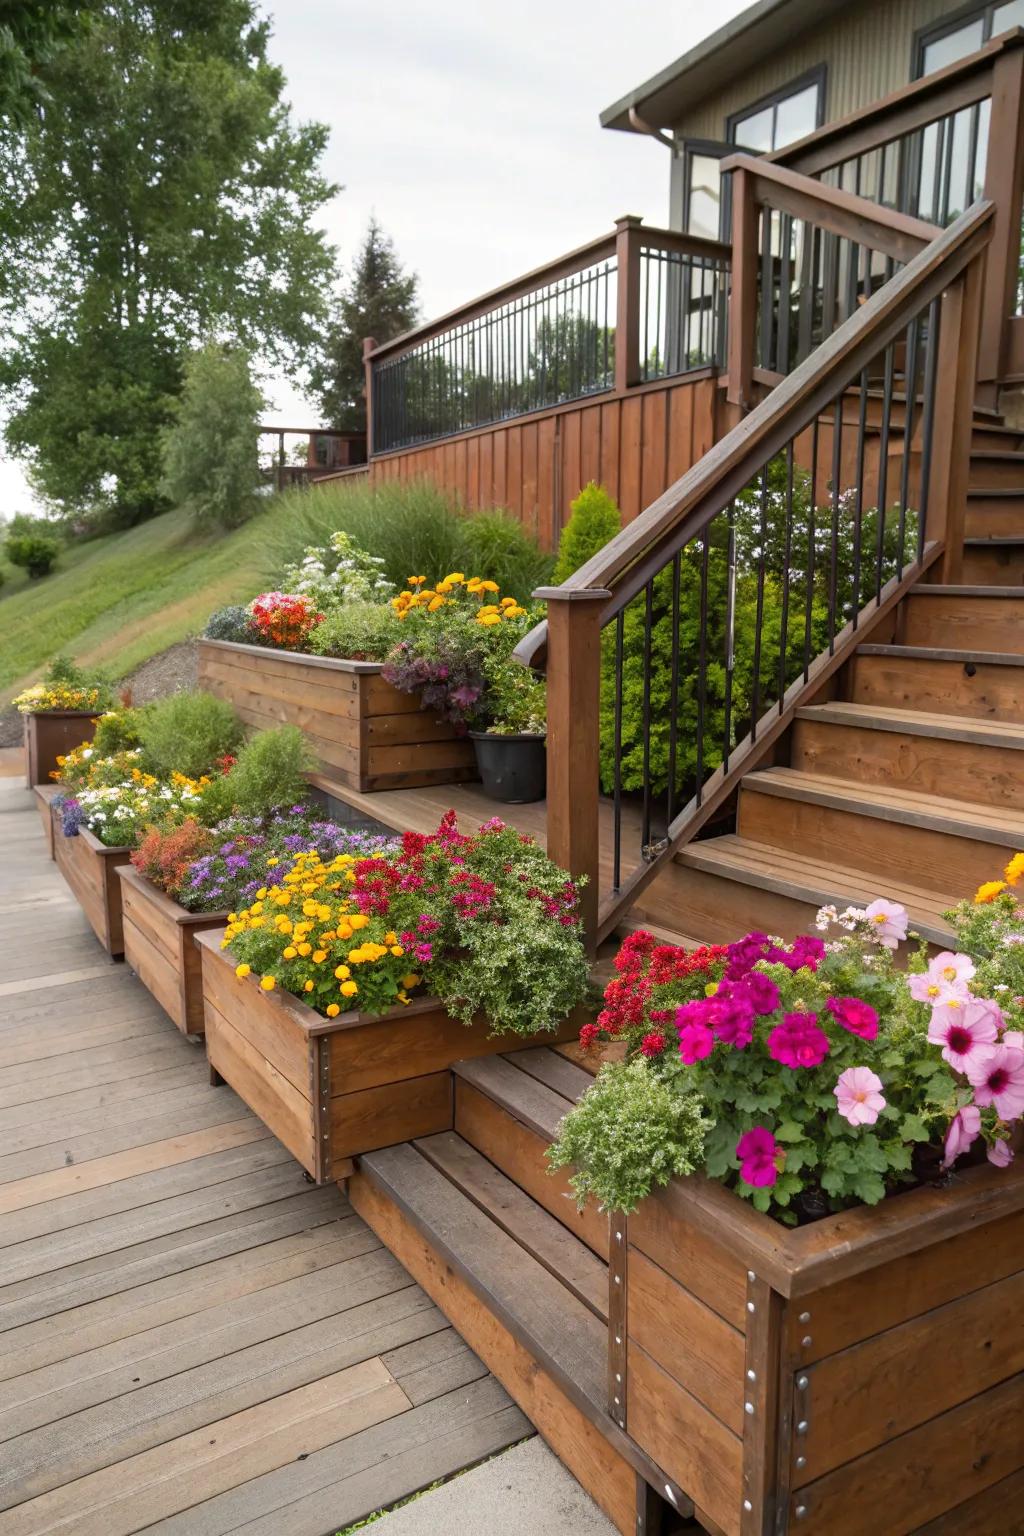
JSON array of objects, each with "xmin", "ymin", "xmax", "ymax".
[
  {"xmin": 695, "ymin": 532, "xmax": 710, "ymax": 807},
  {"xmin": 803, "ymin": 418, "xmax": 818, "ymax": 683},
  {"xmin": 666, "ymin": 552, "xmax": 681, "ymax": 827},
  {"xmin": 778, "ymin": 441, "xmax": 794, "ymax": 711},
  {"xmin": 778, "ymin": 214, "xmax": 792, "ymax": 374},
  {"xmin": 722, "ymin": 505, "xmax": 737, "ymax": 773},
  {"xmin": 760, "ymin": 208, "xmax": 774, "ymax": 370},
  {"xmin": 898, "ymin": 314, "xmax": 920, "ymax": 579},
  {"xmin": 749, "ymin": 465, "xmax": 769, "ymax": 741},
  {"xmin": 875, "ymin": 340, "xmax": 895, "ymax": 601},
  {"xmin": 612, "ymin": 610, "xmax": 624, "ymax": 894},
  {"xmin": 828, "ymin": 398, "xmax": 842, "ymax": 653},
  {"xmin": 851, "ymin": 366, "xmax": 869, "ymax": 628},
  {"xmin": 917, "ymin": 297, "xmax": 941, "ymax": 563}
]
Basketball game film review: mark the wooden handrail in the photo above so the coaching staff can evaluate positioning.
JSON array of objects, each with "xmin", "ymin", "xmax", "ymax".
[
  {"xmin": 719, "ymin": 154, "xmax": 940, "ymax": 262},
  {"xmin": 366, "ymin": 220, "xmax": 731, "ymax": 366},
  {"xmin": 771, "ymin": 29, "xmax": 1022, "ymax": 177},
  {"xmin": 515, "ymin": 199, "xmax": 994, "ymax": 671}
]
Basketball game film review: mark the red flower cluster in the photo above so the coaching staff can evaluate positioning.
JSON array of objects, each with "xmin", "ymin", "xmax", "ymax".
[
  {"xmin": 591, "ymin": 930, "xmax": 729, "ymax": 1042},
  {"xmin": 249, "ymin": 592, "xmax": 322, "ymax": 651}
]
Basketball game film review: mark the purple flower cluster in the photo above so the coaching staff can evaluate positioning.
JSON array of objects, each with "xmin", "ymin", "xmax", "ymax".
[{"xmin": 55, "ymin": 795, "xmax": 84, "ymax": 838}]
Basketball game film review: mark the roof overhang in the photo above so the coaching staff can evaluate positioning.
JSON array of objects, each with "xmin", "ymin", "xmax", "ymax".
[{"xmin": 601, "ymin": 0, "xmax": 843, "ymax": 133}]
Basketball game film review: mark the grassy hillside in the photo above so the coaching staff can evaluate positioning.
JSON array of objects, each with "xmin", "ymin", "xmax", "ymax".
[{"xmin": 0, "ymin": 490, "xmax": 350, "ymax": 697}]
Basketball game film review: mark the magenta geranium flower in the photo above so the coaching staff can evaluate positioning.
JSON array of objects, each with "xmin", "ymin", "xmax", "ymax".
[
  {"xmin": 927, "ymin": 998, "xmax": 1001, "ymax": 1073},
  {"xmin": 942, "ymin": 1104, "xmax": 981, "ymax": 1168},
  {"xmin": 834, "ymin": 1066, "xmax": 886, "ymax": 1126},
  {"xmin": 706, "ymin": 982, "xmax": 755, "ymax": 1048},
  {"xmin": 826, "ymin": 995, "xmax": 879, "ymax": 1041},
  {"xmin": 864, "ymin": 898, "xmax": 909, "ymax": 949},
  {"xmin": 966, "ymin": 1041, "xmax": 1024, "ymax": 1120},
  {"xmin": 767, "ymin": 1012, "xmax": 830, "ymax": 1069},
  {"xmin": 736, "ymin": 1126, "xmax": 780, "ymax": 1187},
  {"xmin": 677, "ymin": 1018, "xmax": 714, "ymax": 1064},
  {"xmin": 743, "ymin": 970, "xmax": 781, "ymax": 1015}
]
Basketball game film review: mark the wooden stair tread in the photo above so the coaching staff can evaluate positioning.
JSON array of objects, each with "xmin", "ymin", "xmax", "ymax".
[
  {"xmin": 677, "ymin": 835, "xmax": 956, "ymax": 941},
  {"xmin": 357, "ymin": 1141, "xmax": 609, "ymax": 1415},
  {"xmin": 795, "ymin": 700, "xmax": 1024, "ymax": 747},
  {"xmin": 452, "ymin": 1055, "xmax": 575, "ymax": 1143},
  {"xmin": 910, "ymin": 584, "xmax": 1024, "ymax": 597},
  {"xmin": 856, "ymin": 643, "xmax": 1024, "ymax": 665},
  {"xmin": 964, "ymin": 534, "xmax": 1024, "ymax": 545},
  {"xmin": 744, "ymin": 767, "xmax": 1024, "ymax": 844},
  {"xmin": 413, "ymin": 1129, "xmax": 608, "ymax": 1320},
  {"xmin": 502, "ymin": 1046, "xmax": 596, "ymax": 1105}
]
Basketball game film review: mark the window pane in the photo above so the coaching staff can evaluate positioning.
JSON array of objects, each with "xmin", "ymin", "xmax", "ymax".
[
  {"xmin": 773, "ymin": 82, "xmax": 820, "ymax": 148},
  {"xmin": 687, "ymin": 154, "xmax": 722, "ymax": 239},
  {"xmin": 973, "ymin": 96, "xmax": 991, "ymax": 201},
  {"xmin": 733, "ymin": 105, "xmax": 773, "ymax": 152},
  {"xmin": 994, "ymin": 0, "xmax": 1024, "ymax": 34},
  {"xmin": 922, "ymin": 19, "xmax": 984, "ymax": 75}
]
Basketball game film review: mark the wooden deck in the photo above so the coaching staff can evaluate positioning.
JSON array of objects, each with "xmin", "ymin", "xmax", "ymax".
[{"xmin": 0, "ymin": 780, "xmax": 530, "ymax": 1535}]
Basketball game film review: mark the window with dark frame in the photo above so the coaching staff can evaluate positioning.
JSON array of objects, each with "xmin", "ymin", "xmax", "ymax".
[{"xmin": 726, "ymin": 66, "xmax": 827, "ymax": 153}]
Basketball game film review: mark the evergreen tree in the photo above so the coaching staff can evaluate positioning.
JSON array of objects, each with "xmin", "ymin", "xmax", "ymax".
[
  {"xmin": 0, "ymin": 0, "xmax": 337, "ymax": 525},
  {"xmin": 312, "ymin": 217, "xmax": 419, "ymax": 432}
]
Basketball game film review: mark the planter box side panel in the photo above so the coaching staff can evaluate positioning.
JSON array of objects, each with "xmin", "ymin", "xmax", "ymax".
[
  {"xmin": 34, "ymin": 785, "xmax": 58, "ymax": 859},
  {"xmin": 25, "ymin": 711, "xmax": 97, "ymax": 788},
  {"xmin": 329, "ymin": 1072, "xmax": 452, "ymax": 1167},
  {"xmin": 119, "ymin": 872, "xmax": 224, "ymax": 1036},
  {"xmin": 54, "ymin": 829, "xmax": 128, "ymax": 956},
  {"xmin": 328, "ymin": 1007, "xmax": 581, "ymax": 1092}
]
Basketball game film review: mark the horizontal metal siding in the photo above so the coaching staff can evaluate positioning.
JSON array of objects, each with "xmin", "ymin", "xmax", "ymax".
[{"xmin": 671, "ymin": 0, "xmax": 966, "ymax": 140}]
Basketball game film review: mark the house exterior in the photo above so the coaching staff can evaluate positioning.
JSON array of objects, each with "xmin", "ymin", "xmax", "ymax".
[{"xmin": 602, "ymin": 0, "xmax": 1024, "ymax": 240}]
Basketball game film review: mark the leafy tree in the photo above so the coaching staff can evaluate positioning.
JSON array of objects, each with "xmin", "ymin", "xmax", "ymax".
[
  {"xmin": 0, "ymin": 1, "xmax": 91, "ymax": 124},
  {"xmin": 160, "ymin": 343, "xmax": 263, "ymax": 529},
  {"xmin": 312, "ymin": 217, "xmax": 419, "ymax": 432},
  {"xmin": 6, "ymin": 525, "xmax": 59, "ymax": 578},
  {"xmin": 0, "ymin": 0, "xmax": 337, "ymax": 525}
]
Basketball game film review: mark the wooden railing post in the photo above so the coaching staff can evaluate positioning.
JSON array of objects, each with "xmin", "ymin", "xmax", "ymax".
[
  {"xmin": 614, "ymin": 216, "xmax": 643, "ymax": 393},
  {"xmin": 534, "ymin": 586, "xmax": 611, "ymax": 953},
  {"xmin": 727, "ymin": 166, "xmax": 759, "ymax": 410},
  {"xmin": 979, "ymin": 42, "xmax": 1024, "ymax": 383},
  {"xmin": 362, "ymin": 336, "xmax": 377, "ymax": 457},
  {"xmin": 924, "ymin": 254, "xmax": 986, "ymax": 583}
]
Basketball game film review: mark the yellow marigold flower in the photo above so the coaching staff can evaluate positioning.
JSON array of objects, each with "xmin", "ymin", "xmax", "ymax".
[
  {"xmin": 466, "ymin": 578, "xmax": 482, "ymax": 593},
  {"xmin": 266, "ymin": 856, "xmax": 279, "ymax": 867},
  {"xmin": 312, "ymin": 950, "xmax": 327, "ymax": 964},
  {"xmin": 340, "ymin": 980, "xmax": 358, "ymax": 997},
  {"xmin": 282, "ymin": 946, "xmax": 297, "ymax": 960},
  {"xmin": 975, "ymin": 880, "xmax": 1007, "ymax": 904},
  {"xmin": 235, "ymin": 963, "xmax": 251, "ymax": 979},
  {"xmin": 427, "ymin": 595, "xmax": 446, "ymax": 611},
  {"xmin": 326, "ymin": 1003, "xmax": 340, "ymax": 1017},
  {"xmin": 260, "ymin": 975, "xmax": 276, "ymax": 991},
  {"xmin": 297, "ymin": 942, "xmax": 312, "ymax": 956},
  {"xmin": 500, "ymin": 595, "xmax": 517, "ymax": 606},
  {"xmin": 1005, "ymin": 852, "xmax": 1024, "ymax": 886},
  {"xmin": 401, "ymin": 972, "xmax": 420, "ymax": 989},
  {"xmin": 256, "ymin": 888, "xmax": 268, "ymax": 900},
  {"xmin": 316, "ymin": 905, "xmax": 331, "ymax": 921},
  {"xmin": 478, "ymin": 613, "xmax": 501, "ymax": 626},
  {"xmin": 445, "ymin": 572, "xmax": 465, "ymax": 584},
  {"xmin": 350, "ymin": 913, "xmax": 369, "ymax": 931},
  {"xmin": 408, "ymin": 575, "xmax": 426, "ymax": 585},
  {"xmin": 390, "ymin": 945, "xmax": 404, "ymax": 957},
  {"xmin": 397, "ymin": 991, "xmax": 410, "ymax": 1005},
  {"xmin": 228, "ymin": 913, "xmax": 238, "ymax": 924},
  {"xmin": 251, "ymin": 901, "xmax": 264, "ymax": 915},
  {"xmin": 384, "ymin": 931, "xmax": 398, "ymax": 945},
  {"xmin": 502, "ymin": 604, "xmax": 525, "ymax": 618},
  {"xmin": 334, "ymin": 964, "xmax": 351, "ymax": 980},
  {"xmin": 249, "ymin": 916, "xmax": 265, "ymax": 928},
  {"xmin": 304, "ymin": 979, "xmax": 315, "ymax": 992},
  {"xmin": 338, "ymin": 923, "xmax": 353, "ymax": 940},
  {"xmin": 479, "ymin": 580, "xmax": 500, "ymax": 593}
]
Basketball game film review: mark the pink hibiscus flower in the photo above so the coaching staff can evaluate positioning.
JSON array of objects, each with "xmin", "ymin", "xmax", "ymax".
[
  {"xmin": 826, "ymin": 996, "xmax": 879, "ymax": 1041},
  {"xmin": 834, "ymin": 1066, "xmax": 886, "ymax": 1126},
  {"xmin": 863, "ymin": 898, "xmax": 909, "ymax": 950},
  {"xmin": 966, "ymin": 1041, "xmax": 1024, "ymax": 1121},
  {"xmin": 767, "ymin": 1012, "xmax": 830, "ymax": 1069},
  {"xmin": 908, "ymin": 951, "xmax": 974, "ymax": 1006},
  {"xmin": 928, "ymin": 998, "xmax": 1001, "ymax": 1073},
  {"xmin": 736, "ymin": 1127, "xmax": 780, "ymax": 1187},
  {"xmin": 942, "ymin": 1104, "xmax": 981, "ymax": 1168}
]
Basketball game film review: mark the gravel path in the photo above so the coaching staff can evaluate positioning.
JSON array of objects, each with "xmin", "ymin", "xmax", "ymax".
[{"xmin": 0, "ymin": 639, "xmax": 199, "ymax": 746}]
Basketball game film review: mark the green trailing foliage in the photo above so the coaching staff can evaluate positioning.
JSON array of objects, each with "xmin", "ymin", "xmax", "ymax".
[
  {"xmin": 547, "ymin": 1057, "xmax": 709, "ymax": 1213},
  {"xmin": 309, "ymin": 602, "xmax": 404, "ymax": 662},
  {"xmin": 138, "ymin": 690, "xmax": 243, "ymax": 780}
]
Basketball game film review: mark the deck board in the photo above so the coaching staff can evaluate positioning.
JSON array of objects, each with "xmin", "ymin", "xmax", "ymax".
[{"xmin": 0, "ymin": 781, "xmax": 531, "ymax": 1532}]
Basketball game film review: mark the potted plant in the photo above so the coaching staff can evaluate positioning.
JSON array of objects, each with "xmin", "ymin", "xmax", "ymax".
[
  {"xmin": 201, "ymin": 811, "xmax": 589, "ymax": 1178},
  {"xmin": 549, "ymin": 882, "xmax": 1024, "ymax": 1534},
  {"xmin": 469, "ymin": 647, "xmax": 547, "ymax": 804},
  {"xmin": 15, "ymin": 655, "xmax": 112, "ymax": 789}
]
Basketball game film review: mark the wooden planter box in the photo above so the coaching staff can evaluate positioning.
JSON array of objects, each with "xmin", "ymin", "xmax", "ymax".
[
  {"xmin": 53, "ymin": 821, "xmax": 131, "ymax": 957},
  {"xmin": 614, "ymin": 1162, "xmax": 1024, "ymax": 1536},
  {"xmin": 197, "ymin": 638, "xmax": 477, "ymax": 792},
  {"xmin": 33, "ymin": 784, "xmax": 60, "ymax": 859},
  {"xmin": 115, "ymin": 866, "xmax": 226, "ymax": 1037},
  {"xmin": 195, "ymin": 931, "xmax": 579, "ymax": 1181},
  {"xmin": 23, "ymin": 709, "xmax": 98, "ymax": 788}
]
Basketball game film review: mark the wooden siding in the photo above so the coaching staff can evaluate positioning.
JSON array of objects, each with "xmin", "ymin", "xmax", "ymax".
[
  {"xmin": 368, "ymin": 375, "xmax": 720, "ymax": 548},
  {"xmin": 670, "ymin": 0, "xmax": 977, "ymax": 144}
]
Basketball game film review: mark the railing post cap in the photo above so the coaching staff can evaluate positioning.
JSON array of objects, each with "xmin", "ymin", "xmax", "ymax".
[
  {"xmin": 362, "ymin": 336, "xmax": 378, "ymax": 359},
  {"xmin": 532, "ymin": 585, "xmax": 613, "ymax": 602},
  {"xmin": 614, "ymin": 214, "xmax": 644, "ymax": 231}
]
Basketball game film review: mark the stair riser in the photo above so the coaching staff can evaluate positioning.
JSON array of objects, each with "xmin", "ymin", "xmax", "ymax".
[
  {"xmin": 454, "ymin": 1079, "xmax": 609, "ymax": 1259},
  {"xmin": 968, "ymin": 459, "xmax": 1024, "ymax": 490},
  {"xmin": 964, "ymin": 499, "xmax": 1024, "ymax": 538},
  {"xmin": 738, "ymin": 789, "xmax": 1005, "ymax": 898},
  {"xmin": 639, "ymin": 860, "xmax": 822, "ymax": 946},
  {"xmin": 791, "ymin": 717, "xmax": 1024, "ymax": 810},
  {"xmin": 849, "ymin": 654, "xmax": 1024, "ymax": 723},
  {"xmin": 901, "ymin": 593, "xmax": 1024, "ymax": 651},
  {"xmin": 959, "ymin": 546, "xmax": 1024, "ymax": 585},
  {"xmin": 348, "ymin": 1169, "xmax": 637, "ymax": 1536}
]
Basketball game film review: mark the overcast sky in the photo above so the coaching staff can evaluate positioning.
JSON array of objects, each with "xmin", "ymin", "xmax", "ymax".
[{"xmin": 1, "ymin": 0, "xmax": 749, "ymax": 511}]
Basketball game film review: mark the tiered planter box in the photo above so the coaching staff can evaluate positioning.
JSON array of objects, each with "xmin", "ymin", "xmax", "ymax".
[
  {"xmin": 53, "ymin": 822, "xmax": 131, "ymax": 957},
  {"xmin": 615, "ymin": 1162, "xmax": 1024, "ymax": 1536},
  {"xmin": 23, "ymin": 709, "xmax": 98, "ymax": 788},
  {"xmin": 197, "ymin": 638, "xmax": 477, "ymax": 792},
  {"xmin": 195, "ymin": 931, "xmax": 580, "ymax": 1181},
  {"xmin": 33, "ymin": 784, "xmax": 60, "ymax": 859},
  {"xmin": 115, "ymin": 866, "xmax": 226, "ymax": 1037}
]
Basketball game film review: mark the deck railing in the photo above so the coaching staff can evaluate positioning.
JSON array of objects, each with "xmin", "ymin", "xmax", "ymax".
[
  {"xmin": 365, "ymin": 220, "xmax": 730, "ymax": 455},
  {"xmin": 519, "ymin": 184, "xmax": 992, "ymax": 945}
]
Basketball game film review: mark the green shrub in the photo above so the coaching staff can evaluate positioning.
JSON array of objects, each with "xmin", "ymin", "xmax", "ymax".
[
  {"xmin": 552, "ymin": 481, "xmax": 620, "ymax": 584},
  {"xmin": 547, "ymin": 1057, "xmax": 709, "ymax": 1213},
  {"xmin": 160, "ymin": 343, "xmax": 263, "ymax": 530},
  {"xmin": 92, "ymin": 705, "xmax": 150, "ymax": 757},
  {"xmin": 216, "ymin": 725, "xmax": 314, "ymax": 819},
  {"xmin": 139, "ymin": 690, "xmax": 243, "ymax": 779},
  {"xmin": 7, "ymin": 529, "xmax": 59, "ymax": 578},
  {"xmin": 204, "ymin": 605, "xmax": 256, "ymax": 643},
  {"xmin": 309, "ymin": 602, "xmax": 403, "ymax": 661}
]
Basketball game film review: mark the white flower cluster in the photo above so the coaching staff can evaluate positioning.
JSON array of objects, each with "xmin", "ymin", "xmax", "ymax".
[{"xmin": 280, "ymin": 531, "xmax": 395, "ymax": 611}]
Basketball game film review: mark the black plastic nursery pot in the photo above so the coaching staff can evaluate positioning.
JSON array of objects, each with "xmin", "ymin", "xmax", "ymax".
[{"xmin": 470, "ymin": 731, "xmax": 546, "ymax": 803}]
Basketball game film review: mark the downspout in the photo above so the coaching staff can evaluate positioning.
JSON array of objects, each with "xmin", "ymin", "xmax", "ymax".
[{"xmin": 628, "ymin": 106, "xmax": 675, "ymax": 151}]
